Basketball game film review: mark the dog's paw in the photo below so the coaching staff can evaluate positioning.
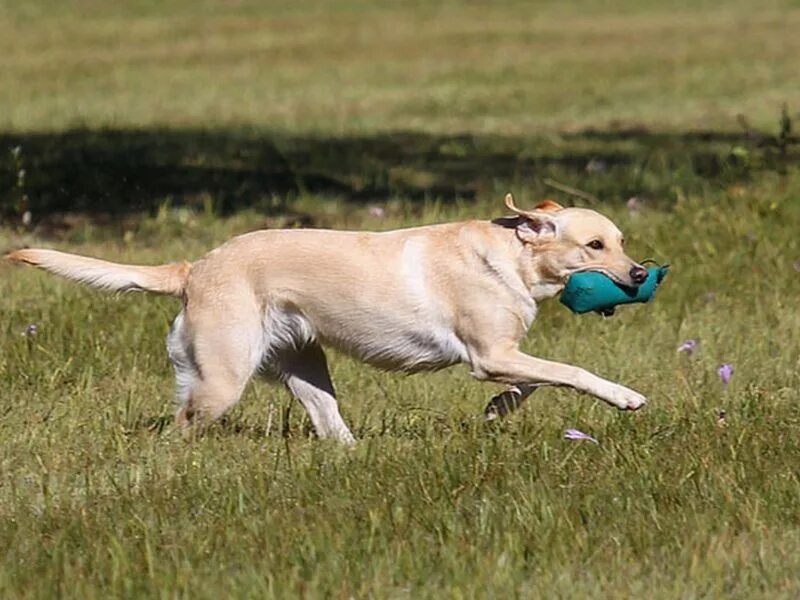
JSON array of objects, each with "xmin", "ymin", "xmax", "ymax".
[
  {"xmin": 623, "ymin": 391, "xmax": 647, "ymax": 411},
  {"xmin": 607, "ymin": 386, "xmax": 647, "ymax": 411}
]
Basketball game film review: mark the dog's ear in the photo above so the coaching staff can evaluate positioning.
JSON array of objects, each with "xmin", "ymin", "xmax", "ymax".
[
  {"xmin": 504, "ymin": 193, "xmax": 564, "ymax": 215},
  {"xmin": 503, "ymin": 193, "xmax": 559, "ymax": 244},
  {"xmin": 515, "ymin": 215, "xmax": 557, "ymax": 244},
  {"xmin": 534, "ymin": 199, "xmax": 564, "ymax": 212}
]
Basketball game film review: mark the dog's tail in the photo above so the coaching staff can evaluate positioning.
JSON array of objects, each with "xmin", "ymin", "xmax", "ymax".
[{"xmin": 5, "ymin": 248, "xmax": 191, "ymax": 297}]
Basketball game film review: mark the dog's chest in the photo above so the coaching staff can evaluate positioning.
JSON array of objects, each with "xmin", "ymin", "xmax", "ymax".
[{"xmin": 355, "ymin": 237, "xmax": 469, "ymax": 371}]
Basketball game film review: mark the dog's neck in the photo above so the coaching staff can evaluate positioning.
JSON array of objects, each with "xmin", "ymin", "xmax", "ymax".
[{"xmin": 489, "ymin": 218, "xmax": 567, "ymax": 302}]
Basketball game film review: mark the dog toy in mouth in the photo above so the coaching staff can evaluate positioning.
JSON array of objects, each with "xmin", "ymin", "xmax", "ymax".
[{"xmin": 560, "ymin": 265, "xmax": 669, "ymax": 316}]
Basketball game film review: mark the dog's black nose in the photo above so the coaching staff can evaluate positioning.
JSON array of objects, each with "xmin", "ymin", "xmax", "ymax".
[{"xmin": 629, "ymin": 265, "xmax": 649, "ymax": 286}]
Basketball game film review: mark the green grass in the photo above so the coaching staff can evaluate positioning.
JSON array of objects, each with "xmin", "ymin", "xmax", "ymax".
[
  {"xmin": 2, "ymin": 179, "xmax": 800, "ymax": 597},
  {"xmin": 2, "ymin": 0, "xmax": 800, "ymax": 134},
  {"xmin": 2, "ymin": 0, "xmax": 800, "ymax": 597}
]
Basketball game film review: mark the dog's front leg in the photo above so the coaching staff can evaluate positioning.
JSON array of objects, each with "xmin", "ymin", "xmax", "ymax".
[
  {"xmin": 471, "ymin": 350, "xmax": 646, "ymax": 411},
  {"xmin": 484, "ymin": 384, "xmax": 540, "ymax": 421}
]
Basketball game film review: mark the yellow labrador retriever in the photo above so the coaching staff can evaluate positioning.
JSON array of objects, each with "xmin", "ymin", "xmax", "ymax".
[{"xmin": 7, "ymin": 194, "xmax": 648, "ymax": 443}]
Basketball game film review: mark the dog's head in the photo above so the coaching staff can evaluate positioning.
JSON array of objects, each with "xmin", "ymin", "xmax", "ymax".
[{"xmin": 501, "ymin": 193, "xmax": 648, "ymax": 288}]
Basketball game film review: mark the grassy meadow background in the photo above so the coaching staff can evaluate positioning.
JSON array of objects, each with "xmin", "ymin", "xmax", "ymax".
[{"xmin": 1, "ymin": 0, "xmax": 800, "ymax": 597}]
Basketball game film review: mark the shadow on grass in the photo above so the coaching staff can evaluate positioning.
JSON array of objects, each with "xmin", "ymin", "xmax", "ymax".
[
  {"xmin": 1, "ymin": 126, "xmax": 797, "ymax": 224},
  {"xmin": 129, "ymin": 404, "xmax": 553, "ymax": 443}
]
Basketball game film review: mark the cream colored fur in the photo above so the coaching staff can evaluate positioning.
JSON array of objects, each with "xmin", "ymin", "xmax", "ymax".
[{"xmin": 6, "ymin": 194, "xmax": 649, "ymax": 443}]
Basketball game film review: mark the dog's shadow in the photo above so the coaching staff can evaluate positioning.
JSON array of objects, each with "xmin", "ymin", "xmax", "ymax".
[
  {"xmin": 131, "ymin": 411, "xmax": 311, "ymax": 441},
  {"xmin": 130, "ymin": 407, "xmax": 543, "ymax": 443}
]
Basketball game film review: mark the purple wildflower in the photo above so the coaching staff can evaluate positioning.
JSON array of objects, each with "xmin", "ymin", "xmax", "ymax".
[
  {"xmin": 626, "ymin": 196, "xmax": 641, "ymax": 211},
  {"xmin": 677, "ymin": 339, "xmax": 699, "ymax": 355},
  {"xmin": 564, "ymin": 429, "xmax": 599, "ymax": 444},
  {"xmin": 718, "ymin": 363, "xmax": 734, "ymax": 385},
  {"xmin": 368, "ymin": 206, "xmax": 385, "ymax": 218}
]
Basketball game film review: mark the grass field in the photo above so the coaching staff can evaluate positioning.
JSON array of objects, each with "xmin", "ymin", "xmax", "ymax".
[{"xmin": 2, "ymin": 0, "xmax": 800, "ymax": 597}]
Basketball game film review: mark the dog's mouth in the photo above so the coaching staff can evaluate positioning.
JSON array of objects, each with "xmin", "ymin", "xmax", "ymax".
[{"xmin": 572, "ymin": 267, "xmax": 636, "ymax": 288}]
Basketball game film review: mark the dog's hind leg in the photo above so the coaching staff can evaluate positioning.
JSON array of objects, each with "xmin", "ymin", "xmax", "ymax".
[
  {"xmin": 176, "ymin": 368, "xmax": 252, "ymax": 431},
  {"xmin": 168, "ymin": 311, "xmax": 262, "ymax": 431},
  {"xmin": 279, "ymin": 344, "xmax": 355, "ymax": 444}
]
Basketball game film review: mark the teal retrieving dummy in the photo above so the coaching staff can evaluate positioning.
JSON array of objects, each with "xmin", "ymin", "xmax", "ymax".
[{"xmin": 560, "ymin": 265, "xmax": 669, "ymax": 315}]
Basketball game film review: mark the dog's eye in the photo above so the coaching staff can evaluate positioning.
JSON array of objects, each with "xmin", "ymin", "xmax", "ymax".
[{"xmin": 587, "ymin": 240, "xmax": 604, "ymax": 251}]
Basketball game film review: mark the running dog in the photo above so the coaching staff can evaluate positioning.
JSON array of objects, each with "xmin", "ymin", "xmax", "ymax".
[{"xmin": 7, "ymin": 194, "xmax": 648, "ymax": 443}]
